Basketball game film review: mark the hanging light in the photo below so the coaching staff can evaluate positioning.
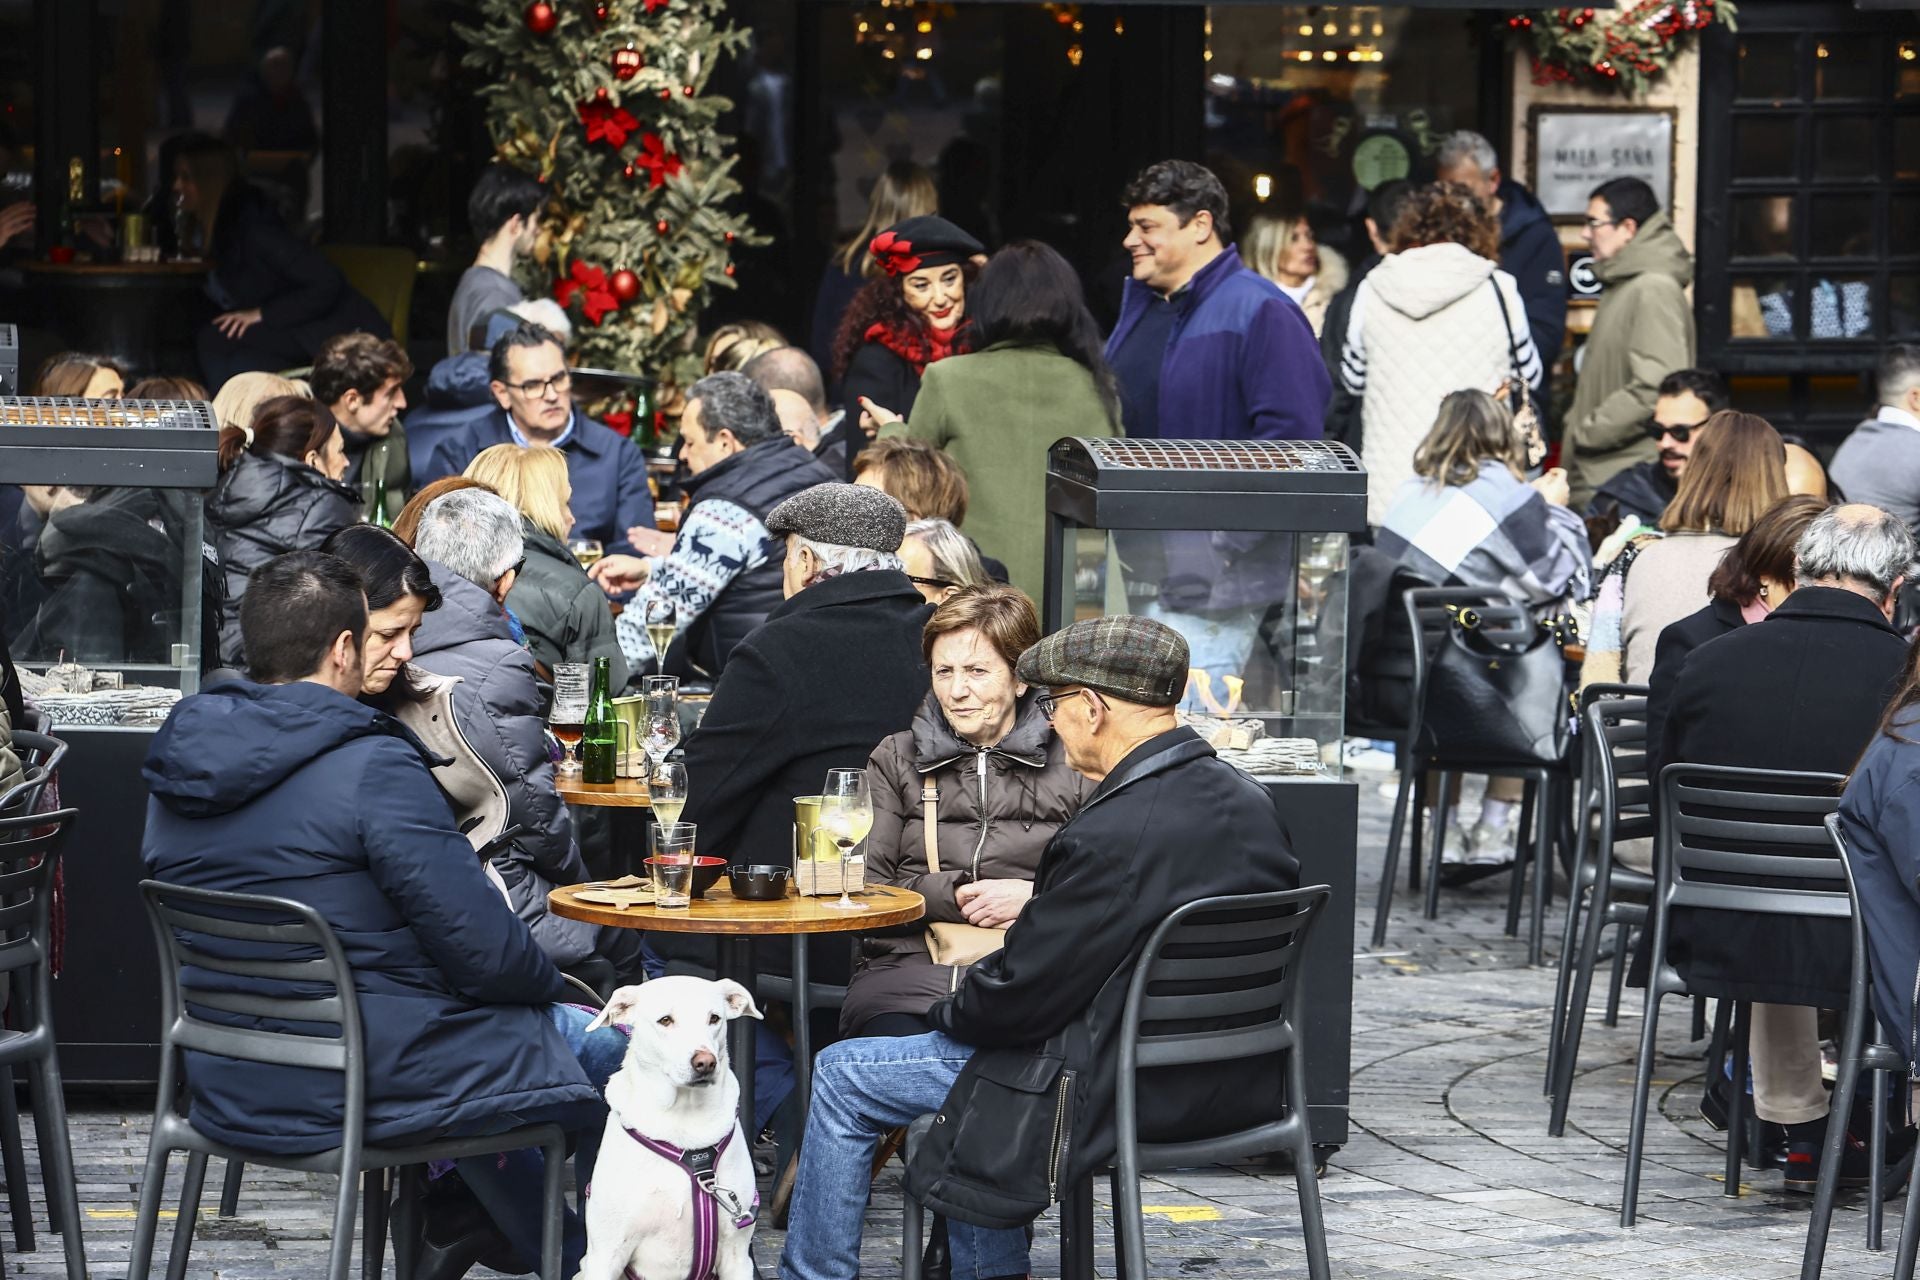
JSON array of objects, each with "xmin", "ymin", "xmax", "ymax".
[{"xmin": 1254, "ymin": 173, "xmax": 1274, "ymax": 202}]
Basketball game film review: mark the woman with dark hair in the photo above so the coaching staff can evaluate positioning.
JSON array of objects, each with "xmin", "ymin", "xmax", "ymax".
[
  {"xmin": 206, "ymin": 394, "xmax": 360, "ymax": 669},
  {"xmin": 866, "ymin": 239, "xmax": 1120, "ymax": 599},
  {"xmin": 170, "ymin": 132, "xmax": 387, "ymax": 388},
  {"xmin": 832, "ymin": 214, "xmax": 983, "ymax": 443},
  {"xmin": 809, "ymin": 160, "xmax": 938, "ymax": 385}
]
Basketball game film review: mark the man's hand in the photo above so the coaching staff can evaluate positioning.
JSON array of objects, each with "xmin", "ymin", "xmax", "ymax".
[
  {"xmin": 213, "ymin": 308, "xmax": 264, "ymax": 340},
  {"xmin": 590, "ymin": 553, "xmax": 650, "ymax": 593},
  {"xmin": 0, "ymin": 202, "xmax": 34, "ymax": 251},
  {"xmin": 954, "ymin": 879, "xmax": 1033, "ymax": 929},
  {"xmin": 857, "ymin": 396, "xmax": 901, "ymax": 439},
  {"xmin": 626, "ymin": 526, "xmax": 676, "ymax": 558}
]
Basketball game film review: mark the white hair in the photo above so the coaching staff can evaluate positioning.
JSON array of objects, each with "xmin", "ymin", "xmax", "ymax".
[
  {"xmin": 1795, "ymin": 504, "xmax": 1917, "ymax": 597},
  {"xmin": 507, "ymin": 297, "xmax": 574, "ymax": 343},
  {"xmin": 1436, "ymin": 130, "xmax": 1499, "ymax": 177},
  {"xmin": 794, "ymin": 536, "xmax": 902, "ymax": 579},
  {"xmin": 416, "ymin": 488, "xmax": 526, "ymax": 588}
]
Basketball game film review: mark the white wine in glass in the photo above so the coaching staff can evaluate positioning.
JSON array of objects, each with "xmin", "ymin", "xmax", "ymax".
[
  {"xmin": 569, "ymin": 537, "xmax": 604, "ymax": 570},
  {"xmin": 645, "ymin": 599, "xmax": 678, "ymax": 665},
  {"xmin": 650, "ymin": 761, "xmax": 688, "ymax": 826},
  {"xmin": 819, "ymin": 767, "xmax": 873, "ymax": 911}
]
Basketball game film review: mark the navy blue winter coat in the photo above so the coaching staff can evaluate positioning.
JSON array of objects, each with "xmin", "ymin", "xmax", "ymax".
[
  {"xmin": 140, "ymin": 680, "xmax": 596, "ymax": 1155},
  {"xmin": 403, "ymin": 351, "xmax": 496, "ymax": 482},
  {"xmin": 1840, "ymin": 712, "xmax": 1920, "ymax": 1053},
  {"xmin": 1497, "ymin": 181, "xmax": 1569, "ymax": 375}
]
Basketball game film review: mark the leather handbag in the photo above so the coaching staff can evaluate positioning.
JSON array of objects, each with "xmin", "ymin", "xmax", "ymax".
[
  {"xmin": 1418, "ymin": 602, "xmax": 1574, "ymax": 766},
  {"xmin": 921, "ymin": 777, "xmax": 1006, "ymax": 969}
]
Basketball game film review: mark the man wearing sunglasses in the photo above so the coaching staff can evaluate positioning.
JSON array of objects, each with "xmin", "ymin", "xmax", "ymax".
[{"xmin": 1586, "ymin": 368, "xmax": 1729, "ymax": 525}]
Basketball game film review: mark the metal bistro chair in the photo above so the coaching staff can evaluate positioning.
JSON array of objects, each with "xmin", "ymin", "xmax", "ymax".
[
  {"xmin": 902, "ymin": 887, "xmax": 1334, "ymax": 1280},
  {"xmin": 0, "ymin": 803, "xmax": 84, "ymax": 1277},
  {"xmin": 1545, "ymin": 688, "xmax": 1655, "ymax": 1129},
  {"xmin": 1621, "ymin": 764, "xmax": 1844, "ymax": 1228},
  {"xmin": 1802, "ymin": 814, "xmax": 1917, "ymax": 1279},
  {"xmin": 130, "ymin": 881, "xmax": 570, "ymax": 1280}
]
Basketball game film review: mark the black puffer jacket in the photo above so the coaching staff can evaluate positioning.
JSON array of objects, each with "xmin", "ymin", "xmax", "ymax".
[
  {"xmin": 12, "ymin": 489, "xmax": 182, "ymax": 665},
  {"xmin": 843, "ymin": 692, "xmax": 1091, "ymax": 1034},
  {"xmin": 208, "ymin": 451, "xmax": 360, "ymax": 670},
  {"xmin": 505, "ymin": 521, "xmax": 629, "ymax": 691}
]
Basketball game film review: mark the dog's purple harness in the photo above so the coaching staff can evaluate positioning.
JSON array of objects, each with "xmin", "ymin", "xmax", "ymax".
[{"xmin": 588, "ymin": 1122, "xmax": 757, "ymax": 1280}]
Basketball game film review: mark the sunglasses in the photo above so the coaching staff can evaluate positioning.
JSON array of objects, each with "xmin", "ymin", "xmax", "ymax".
[
  {"xmin": 1035, "ymin": 688, "xmax": 1095, "ymax": 722},
  {"xmin": 1643, "ymin": 418, "xmax": 1709, "ymax": 445},
  {"xmin": 905, "ymin": 574, "xmax": 957, "ymax": 591}
]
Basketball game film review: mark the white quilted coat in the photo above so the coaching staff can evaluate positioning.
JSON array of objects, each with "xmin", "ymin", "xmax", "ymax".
[{"xmin": 1341, "ymin": 243, "xmax": 1541, "ymax": 525}]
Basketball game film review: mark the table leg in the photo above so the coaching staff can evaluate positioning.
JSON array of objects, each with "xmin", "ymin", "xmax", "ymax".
[
  {"xmin": 718, "ymin": 936, "xmax": 756, "ymax": 1137},
  {"xmin": 792, "ymin": 934, "xmax": 812, "ymax": 1118}
]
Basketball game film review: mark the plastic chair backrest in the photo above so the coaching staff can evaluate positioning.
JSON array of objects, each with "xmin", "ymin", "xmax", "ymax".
[
  {"xmin": 1586, "ymin": 693, "xmax": 1652, "ymax": 828},
  {"xmin": 1119, "ymin": 887, "xmax": 1330, "ymax": 1073},
  {"xmin": 2, "ymin": 730, "xmax": 67, "ymax": 816},
  {"xmin": 0, "ymin": 807, "xmax": 75, "ymax": 982},
  {"xmin": 1657, "ymin": 764, "xmax": 1847, "ymax": 920}
]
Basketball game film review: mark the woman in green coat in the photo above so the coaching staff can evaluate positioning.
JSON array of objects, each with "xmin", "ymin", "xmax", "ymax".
[{"xmin": 869, "ymin": 240, "xmax": 1122, "ymax": 602}]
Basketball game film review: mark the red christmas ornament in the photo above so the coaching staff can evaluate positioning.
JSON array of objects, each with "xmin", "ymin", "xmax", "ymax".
[
  {"xmin": 724, "ymin": 230, "xmax": 735, "ymax": 244},
  {"xmin": 594, "ymin": 86, "xmax": 609, "ymax": 102},
  {"xmin": 524, "ymin": 1, "xmax": 557, "ymax": 34},
  {"xmin": 554, "ymin": 259, "xmax": 621, "ymax": 326},
  {"xmin": 593, "ymin": 1, "xmax": 611, "ymax": 23},
  {"xmin": 610, "ymin": 269, "xmax": 641, "ymax": 303},
  {"xmin": 623, "ymin": 163, "xmax": 637, "ymax": 181},
  {"xmin": 612, "ymin": 44, "xmax": 643, "ymax": 80},
  {"xmin": 656, "ymin": 219, "xmax": 670, "ymax": 235},
  {"xmin": 724, "ymin": 264, "xmax": 736, "ymax": 278},
  {"xmin": 658, "ymin": 88, "xmax": 673, "ymax": 100},
  {"xmin": 682, "ymin": 85, "xmax": 695, "ymax": 97},
  {"xmin": 579, "ymin": 99, "xmax": 641, "ymax": 147}
]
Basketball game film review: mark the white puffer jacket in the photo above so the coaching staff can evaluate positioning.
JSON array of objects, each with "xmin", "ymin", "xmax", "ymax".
[{"xmin": 1340, "ymin": 243, "xmax": 1541, "ymax": 525}]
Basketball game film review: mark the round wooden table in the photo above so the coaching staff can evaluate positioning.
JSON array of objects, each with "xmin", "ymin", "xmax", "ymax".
[
  {"xmin": 554, "ymin": 776, "xmax": 653, "ymax": 808},
  {"xmin": 550, "ymin": 881, "xmax": 924, "ymax": 1123}
]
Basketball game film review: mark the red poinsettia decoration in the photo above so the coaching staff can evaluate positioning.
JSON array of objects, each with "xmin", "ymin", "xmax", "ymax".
[
  {"xmin": 634, "ymin": 133, "xmax": 684, "ymax": 188},
  {"xmin": 579, "ymin": 99, "xmax": 641, "ymax": 148},
  {"xmin": 643, "ymin": 0, "xmax": 671, "ymax": 11},
  {"xmin": 868, "ymin": 230, "xmax": 921, "ymax": 276},
  {"xmin": 554, "ymin": 259, "xmax": 622, "ymax": 326},
  {"xmin": 603, "ymin": 407, "xmax": 634, "ymax": 436}
]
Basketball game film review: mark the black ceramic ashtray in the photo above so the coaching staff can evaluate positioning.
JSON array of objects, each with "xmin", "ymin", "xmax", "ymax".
[{"xmin": 728, "ymin": 864, "xmax": 791, "ymax": 901}]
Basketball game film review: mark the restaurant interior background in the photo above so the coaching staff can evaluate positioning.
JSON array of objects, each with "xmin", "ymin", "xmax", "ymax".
[{"xmin": 3, "ymin": 0, "xmax": 1916, "ymax": 444}]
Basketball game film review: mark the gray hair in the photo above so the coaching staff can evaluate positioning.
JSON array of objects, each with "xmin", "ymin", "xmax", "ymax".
[
  {"xmin": 688, "ymin": 371, "xmax": 780, "ymax": 446},
  {"xmin": 793, "ymin": 536, "xmax": 902, "ymax": 581},
  {"xmin": 1794, "ymin": 503, "xmax": 1917, "ymax": 597},
  {"xmin": 415, "ymin": 488, "xmax": 526, "ymax": 588},
  {"xmin": 1877, "ymin": 344, "xmax": 1920, "ymax": 410},
  {"xmin": 904, "ymin": 517, "xmax": 989, "ymax": 588},
  {"xmin": 1436, "ymin": 130, "xmax": 1499, "ymax": 176}
]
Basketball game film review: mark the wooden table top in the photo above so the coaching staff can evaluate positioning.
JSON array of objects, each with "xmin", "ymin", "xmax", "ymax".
[
  {"xmin": 555, "ymin": 776, "xmax": 653, "ymax": 808},
  {"xmin": 548, "ymin": 881, "xmax": 924, "ymax": 935},
  {"xmin": 22, "ymin": 259, "xmax": 208, "ymax": 276}
]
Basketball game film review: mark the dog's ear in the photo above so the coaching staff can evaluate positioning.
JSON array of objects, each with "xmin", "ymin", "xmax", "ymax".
[
  {"xmin": 715, "ymin": 979, "xmax": 763, "ymax": 1022},
  {"xmin": 586, "ymin": 984, "xmax": 647, "ymax": 1032}
]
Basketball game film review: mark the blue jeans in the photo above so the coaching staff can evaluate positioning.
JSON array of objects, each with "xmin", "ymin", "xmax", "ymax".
[
  {"xmin": 778, "ymin": 1031, "xmax": 1029, "ymax": 1280},
  {"xmin": 458, "ymin": 1003, "xmax": 628, "ymax": 1275},
  {"xmin": 1142, "ymin": 600, "xmax": 1265, "ymax": 713}
]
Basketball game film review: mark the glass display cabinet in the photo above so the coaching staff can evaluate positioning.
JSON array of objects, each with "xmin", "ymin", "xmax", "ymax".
[{"xmin": 1043, "ymin": 436, "xmax": 1367, "ymax": 1150}]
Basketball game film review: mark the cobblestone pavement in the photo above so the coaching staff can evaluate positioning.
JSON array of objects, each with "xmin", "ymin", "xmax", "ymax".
[{"xmin": 16, "ymin": 771, "xmax": 1903, "ymax": 1276}]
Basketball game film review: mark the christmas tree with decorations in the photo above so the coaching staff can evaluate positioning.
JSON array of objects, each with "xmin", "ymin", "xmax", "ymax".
[{"xmin": 456, "ymin": 0, "xmax": 755, "ymax": 437}]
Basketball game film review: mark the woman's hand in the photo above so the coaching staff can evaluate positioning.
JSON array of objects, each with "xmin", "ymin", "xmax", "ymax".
[
  {"xmin": 590, "ymin": 553, "xmax": 651, "ymax": 593},
  {"xmin": 954, "ymin": 878, "xmax": 1033, "ymax": 929},
  {"xmin": 0, "ymin": 202, "xmax": 34, "ymax": 251},
  {"xmin": 1530, "ymin": 466, "xmax": 1570, "ymax": 508},
  {"xmin": 213, "ymin": 308, "xmax": 264, "ymax": 340},
  {"xmin": 857, "ymin": 396, "xmax": 901, "ymax": 438},
  {"xmin": 626, "ymin": 526, "xmax": 676, "ymax": 558}
]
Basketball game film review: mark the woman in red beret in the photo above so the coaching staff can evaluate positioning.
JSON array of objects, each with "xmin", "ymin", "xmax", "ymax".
[{"xmin": 830, "ymin": 215, "xmax": 985, "ymax": 472}]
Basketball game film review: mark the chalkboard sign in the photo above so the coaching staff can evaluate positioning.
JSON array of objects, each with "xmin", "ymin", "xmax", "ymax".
[{"xmin": 1528, "ymin": 107, "xmax": 1675, "ymax": 220}]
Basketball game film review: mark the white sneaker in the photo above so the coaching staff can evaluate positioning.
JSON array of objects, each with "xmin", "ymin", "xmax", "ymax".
[
  {"xmin": 1466, "ymin": 818, "xmax": 1519, "ymax": 865},
  {"xmin": 1439, "ymin": 824, "xmax": 1474, "ymax": 865}
]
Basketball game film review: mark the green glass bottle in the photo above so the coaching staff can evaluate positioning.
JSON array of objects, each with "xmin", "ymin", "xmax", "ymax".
[
  {"xmin": 369, "ymin": 468, "xmax": 392, "ymax": 528},
  {"xmin": 582, "ymin": 655, "xmax": 618, "ymax": 784}
]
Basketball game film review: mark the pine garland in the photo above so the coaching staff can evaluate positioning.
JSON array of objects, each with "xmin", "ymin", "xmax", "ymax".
[
  {"xmin": 456, "ymin": 0, "xmax": 758, "ymax": 433},
  {"xmin": 1508, "ymin": 2, "xmax": 1737, "ymax": 96}
]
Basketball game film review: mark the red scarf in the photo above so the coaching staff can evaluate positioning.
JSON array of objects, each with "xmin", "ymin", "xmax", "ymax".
[{"xmin": 863, "ymin": 319, "xmax": 971, "ymax": 378}]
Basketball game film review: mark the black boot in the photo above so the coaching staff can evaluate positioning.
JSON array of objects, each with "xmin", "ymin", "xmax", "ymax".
[{"xmin": 922, "ymin": 1215, "xmax": 951, "ymax": 1280}]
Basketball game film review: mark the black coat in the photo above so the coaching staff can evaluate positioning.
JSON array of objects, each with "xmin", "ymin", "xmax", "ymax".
[
  {"xmin": 208, "ymin": 451, "xmax": 361, "ymax": 671},
  {"xmin": 1318, "ymin": 253, "xmax": 1376, "ymax": 449},
  {"xmin": 1586, "ymin": 459, "xmax": 1678, "ymax": 527},
  {"xmin": 840, "ymin": 340, "xmax": 923, "ymax": 433},
  {"xmin": 910, "ymin": 728, "xmax": 1300, "ymax": 1220},
  {"xmin": 207, "ymin": 185, "xmax": 388, "ymax": 355},
  {"xmin": 1659, "ymin": 586, "xmax": 1908, "ymax": 1007},
  {"xmin": 1644, "ymin": 595, "xmax": 1744, "ymax": 788},
  {"xmin": 11, "ymin": 489, "xmax": 182, "ymax": 666}
]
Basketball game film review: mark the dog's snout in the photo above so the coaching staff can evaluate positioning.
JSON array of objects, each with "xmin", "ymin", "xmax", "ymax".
[{"xmin": 690, "ymin": 1048, "xmax": 718, "ymax": 1077}]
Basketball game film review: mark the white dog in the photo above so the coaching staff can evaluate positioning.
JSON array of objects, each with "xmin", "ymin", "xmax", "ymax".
[{"xmin": 576, "ymin": 976, "xmax": 764, "ymax": 1280}]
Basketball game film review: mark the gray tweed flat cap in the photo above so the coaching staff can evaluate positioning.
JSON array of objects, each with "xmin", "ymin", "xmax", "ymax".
[
  {"xmin": 765, "ymin": 482, "xmax": 908, "ymax": 553},
  {"xmin": 1016, "ymin": 615, "xmax": 1190, "ymax": 707}
]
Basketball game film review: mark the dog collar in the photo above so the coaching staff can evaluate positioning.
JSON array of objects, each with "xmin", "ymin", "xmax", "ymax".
[{"xmin": 588, "ymin": 1119, "xmax": 758, "ymax": 1280}]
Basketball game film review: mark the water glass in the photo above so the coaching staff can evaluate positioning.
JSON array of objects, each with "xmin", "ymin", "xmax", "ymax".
[{"xmin": 648, "ymin": 857, "xmax": 694, "ymax": 908}]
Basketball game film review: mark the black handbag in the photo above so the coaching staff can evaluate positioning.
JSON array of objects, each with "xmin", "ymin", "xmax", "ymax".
[{"xmin": 1417, "ymin": 602, "xmax": 1574, "ymax": 766}]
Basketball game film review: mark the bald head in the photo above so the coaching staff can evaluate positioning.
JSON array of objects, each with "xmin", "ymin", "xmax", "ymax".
[
  {"xmin": 742, "ymin": 346, "xmax": 829, "ymax": 421},
  {"xmin": 1794, "ymin": 502, "xmax": 1916, "ymax": 615},
  {"xmin": 769, "ymin": 388, "xmax": 821, "ymax": 449}
]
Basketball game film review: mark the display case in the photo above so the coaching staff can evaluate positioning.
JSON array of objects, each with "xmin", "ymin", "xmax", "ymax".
[{"xmin": 1043, "ymin": 436, "xmax": 1368, "ymax": 1150}]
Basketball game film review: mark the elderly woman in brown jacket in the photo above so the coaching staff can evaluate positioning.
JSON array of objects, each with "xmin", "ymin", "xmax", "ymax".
[{"xmin": 840, "ymin": 584, "xmax": 1090, "ymax": 1038}]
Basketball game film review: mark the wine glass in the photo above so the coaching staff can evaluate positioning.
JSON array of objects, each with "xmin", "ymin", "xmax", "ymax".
[
  {"xmin": 569, "ymin": 537, "xmax": 604, "ymax": 570},
  {"xmin": 644, "ymin": 683, "xmax": 680, "ymax": 777},
  {"xmin": 644, "ymin": 597, "xmax": 678, "ymax": 668},
  {"xmin": 817, "ymin": 767, "xmax": 873, "ymax": 912},
  {"xmin": 548, "ymin": 662, "xmax": 590, "ymax": 776},
  {"xmin": 650, "ymin": 760, "xmax": 688, "ymax": 826}
]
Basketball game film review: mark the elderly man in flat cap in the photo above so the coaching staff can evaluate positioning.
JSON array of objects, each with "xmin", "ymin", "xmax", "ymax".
[{"xmin": 779, "ymin": 615, "xmax": 1301, "ymax": 1280}]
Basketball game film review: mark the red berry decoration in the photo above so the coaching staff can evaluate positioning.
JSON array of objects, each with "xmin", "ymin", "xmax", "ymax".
[
  {"xmin": 610, "ymin": 269, "xmax": 640, "ymax": 303},
  {"xmin": 612, "ymin": 45, "xmax": 643, "ymax": 80},
  {"xmin": 724, "ymin": 231, "xmax": 735, "ymax": 244},
  {"xmin": 656, "ymin": 219, "xmax": 670, "ymax": 235},
  {"xmin": 594, "ymin": 86, "xmax": 609, "ymax": 102},
  {"xmin": 623, "ymin": 163, "xmax": 637, "ymax": 181},
  {"xmin": 593, "ymin": 1, "xmax": 611, "ymax": 23},
  {"xmin": 682, "ymin": 85, "xmax": 694, "ymax": 96},
  {"xmin": 724, "ymin": 264, "xmax": 736, "ymax": 277},
  {"xmin": 524, "ymin": 1, "xmax": 557, "ymax": 34}
]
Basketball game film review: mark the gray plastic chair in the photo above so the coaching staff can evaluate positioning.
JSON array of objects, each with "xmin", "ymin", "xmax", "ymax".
[
  {"xmin": 1546, "ymin": 689, "xmax": 1655, "ymax": 1130},
  {"xmin": 1621, "ymin": 764, "xmax": 1845, "ymax": 1228},
  {"xmin": 0, "ymin": 803, "xmax": 84, "ymax": 1277},
  {"xmin": 130, "ymin": 880, "xmax": 570, "ymax": 1280},
  {"xmin": 903, "ymin": 886, "xmax": 1334, "ymax": 1280}
]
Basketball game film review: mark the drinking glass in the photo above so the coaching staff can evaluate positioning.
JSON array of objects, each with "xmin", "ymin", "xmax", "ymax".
[
  {"xmin": 643, "ymin": 677, "xmax": 680, "ymax": 775},
  {"xmin": 569, "ymin": 537, "xmax": 605, "ymax": 570},
  {"xmin": 817, "ymin": 767, "xmax": 872, "ymax": 911},
  {"xmin": 548, "ymin": 661, "xmax": 590, "ymax": 776},
  {"xmin": 650, "ymin": 761, "xmax": 688, "ymax": 827},
  {"xmin": 648, "ymin": 821, "xmax": 698, "ymax": 908},
  {"xmin": 644, "ymin": 598, "xmax": 679, "ymax": 668}
]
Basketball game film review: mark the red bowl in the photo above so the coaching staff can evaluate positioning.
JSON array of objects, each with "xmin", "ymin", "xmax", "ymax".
[{"xmin": 646, "ymin": 854, "xmax": 727, "ymax": 897}]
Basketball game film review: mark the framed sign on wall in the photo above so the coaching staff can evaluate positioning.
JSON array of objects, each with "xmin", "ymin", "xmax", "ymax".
[{"xmin": 1527, "ymin": 106, "xmax": 1677, "ymax": 222}]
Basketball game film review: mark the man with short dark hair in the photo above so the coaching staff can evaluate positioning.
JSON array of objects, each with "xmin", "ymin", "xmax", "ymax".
[
  {"xmin": 1829, "ymin": 345, "xmax": 1920, "ymax": 536},
  {"xmin": 590, "ymin": 371, "xmax": 835, "ymax": 677},
  {"xmin": 1104, "ymin": 159, "xmax": 1329, "ymax": 441},
  {"xmin": 743, "ymin": 345, "xmax": 852, "ymax": 476},
  {"xmin": 1320, "ymin": 178, "xmax": 1413, "ymax": 447},
  {"xmin": 448, "ymin": 162, "xmax": 546, "ymax": 355},
  {"xmin": 1587, "ymin": 368, "xmax": 1730, "ymax": 525},
  {"xmin": 1436, "ymin": 130, "xmax": 1567, "ymax": 375},
  {"xmin": 421, "ymin": 321, "xmax": 659, "ymax": 553},
  {"xmin": 1564, "ymin": 176, "xmax": 1697, "ymax": 508},
  {"xmin": 310, "ymin": 331, "xmax": 414, "ymax": 519},
  {"xmin": 142, "ymin": 550, "xmax": 623, "ymax": 1276}
]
